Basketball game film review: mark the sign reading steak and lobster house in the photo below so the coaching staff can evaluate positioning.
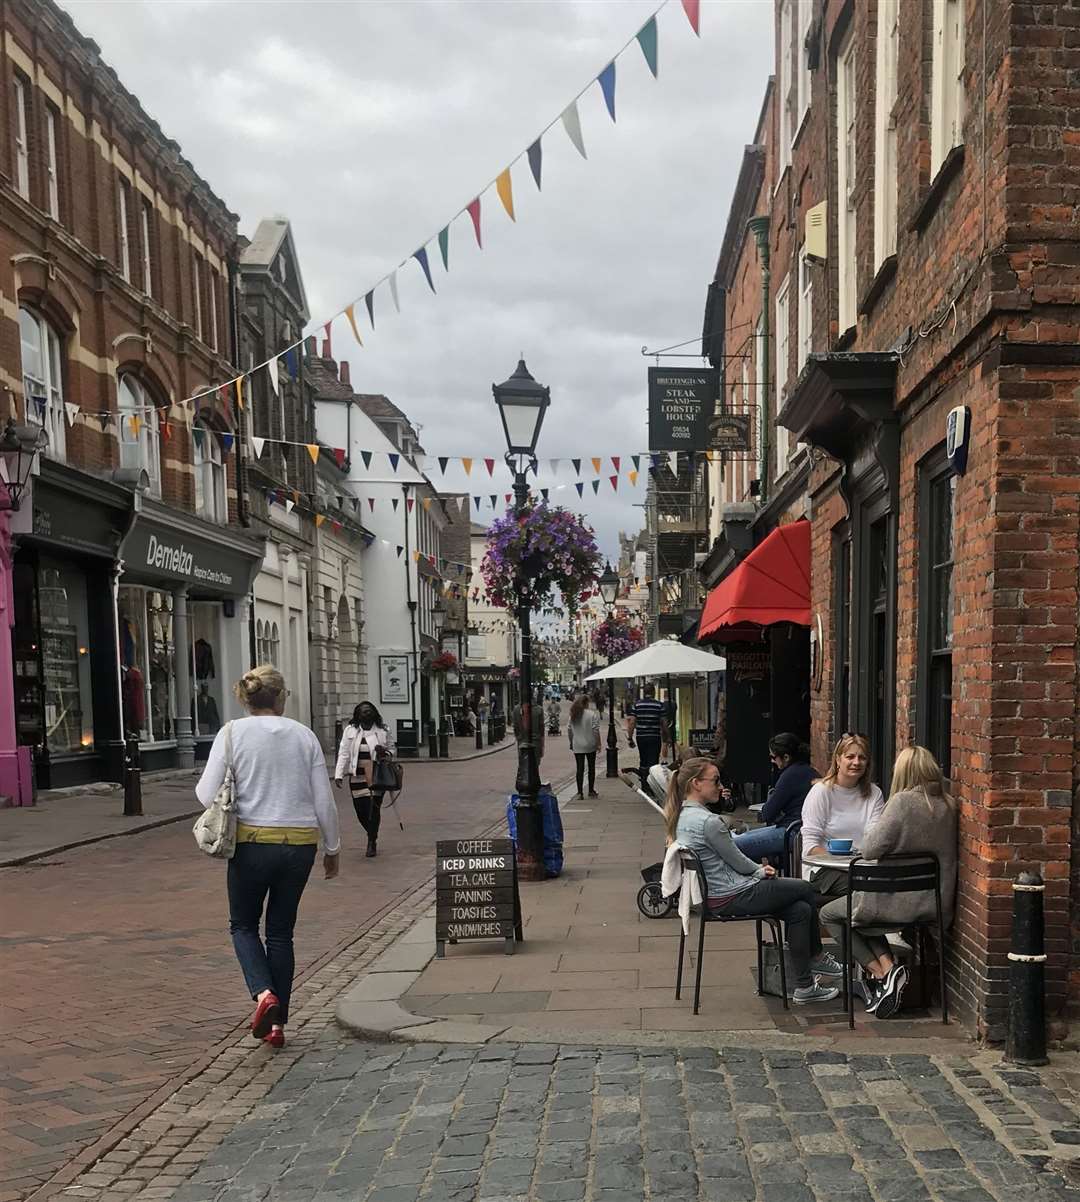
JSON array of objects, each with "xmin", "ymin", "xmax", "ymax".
[{"xmin": 647, "ymin": 366, "xmax": 718, "ymax": 451}]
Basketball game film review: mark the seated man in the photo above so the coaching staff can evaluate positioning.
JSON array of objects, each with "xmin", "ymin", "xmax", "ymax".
[{"xmin": 734, "ymin": 733, "xmax": 817, "ymax": 864}]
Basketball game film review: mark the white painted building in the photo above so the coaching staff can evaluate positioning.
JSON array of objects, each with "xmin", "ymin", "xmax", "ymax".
[{"xmin": 464, "ymin": 521, "xmax": 516, "ymax": 715}]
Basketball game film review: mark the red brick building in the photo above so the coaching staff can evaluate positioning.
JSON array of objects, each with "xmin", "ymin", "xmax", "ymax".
[
  {"xmin": 7, "ymin": 0, "xmax": 262, "ymax": 787},
  {"xmin": 702, "ymin": 0, "xmax": 1080, "ymax": 1037}
]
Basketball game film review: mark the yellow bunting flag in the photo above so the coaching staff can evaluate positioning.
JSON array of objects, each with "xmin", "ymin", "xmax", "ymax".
[
  {"xmin": 629, "ymin": 470, "xmax": 638, "ymax": 486},
  {"xmin": 315, "ymin": 514, "xmax": 326, "ymax": 528},
  {"xmin": 293, "ymin": 490, "xmax": 300, "ymax": 505},
  {"xmin": 462, "ymin": 457, "xmax": 473, "ymax": 476},
  {"xmin": 128, "ymin": 414, "xmax": 142, "ymax": 438},
  {"xmin": 413, "ymin": 550, "xmax": 421, "ymax": 562},
  {"xmin": 422, "ymin": 497, "xmax": 432, "ymax": 511},
  {"xmin": 590, "ymin": 457, "xmax": 601, "ymax": 475},
  {"xmin": 496, "ymin": 168, "xmax": 515, "ymax": 221},
  {"xmin": 344, "ymin": 303, "xmax": 363, "ymax": 345},
  {"xmin": 234, "ymin": 377, "xmax": 244, "ymax": 411},
  {"xmin": 306, "ymin": 444, "xmax": 319, "ymax": 464}
]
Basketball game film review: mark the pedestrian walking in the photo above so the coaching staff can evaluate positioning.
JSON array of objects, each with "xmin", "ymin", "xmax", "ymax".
[
  {"xmin": 335, "ymin": 701, "xmax": 396, "ymax": 858},
  {"xmin": 665, "ymin": 757, "xmax": 840, "ymax": 1005},
  {"xmin": 626, "ymin": 683, "xmax": 668, "ymax": 774},
  {"xmin": 568, "ymin": 691, "xmax": 601, "ymax": 800},
  {"xmin": 512, "ymin": 690, "xmax": 545, "ymax": 760},
  {"xmin": 195, "ymin": 666, "xmax": 341, "ymax": 1050},
  {"xmin": 477, "ymin": 692, "xmax": 491, "ymax": 727}
]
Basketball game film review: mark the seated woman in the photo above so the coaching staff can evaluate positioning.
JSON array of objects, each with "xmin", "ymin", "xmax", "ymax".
[
  {"xmin": 801, "ymin": 733, "xmax": 885, "ymax": 902},
  {"xmin": 820, "ymin": 745, "xmax": 957, "ymax": 1019},
  {"xmin": 665, "ymin": 756, "xmax": 841, "ymax": 1005},
  {"xmin": 734, "ymin": 733, "xmax": 817, "ymax": 862}
]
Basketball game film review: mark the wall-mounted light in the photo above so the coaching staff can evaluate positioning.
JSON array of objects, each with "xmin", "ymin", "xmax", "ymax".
[{"xmin": 0, "ymin": 418, "xmax": 48, "ymax": 511}]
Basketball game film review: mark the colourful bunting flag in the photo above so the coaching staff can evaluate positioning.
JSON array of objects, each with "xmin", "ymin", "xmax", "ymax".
[
  {"xmin": 610, "ymin": 474, "xmax": 618, "ymax": 491},
  {"xmin": 572, "ymin": 458, "xmax": 581, "ymax": 475},
  {"xmin": 392, "ymin": 498, "xmax": 400, "ymax": 511},
  {"xmin": 222, "ymin": 433, "xmax": 234, "ymax": 454},
  {"xmin": 549, "ymin": 458, "xmax": 560, "ymax": 474},
  {"xmin": 368, "ymin": 498, "xmax": 376, "ymax": 511},
  {"xmin": 591, "ymin": 457, "xmax": 602, "ymax": 475},
  {"xmin": 389, "ymin": 269, "xmax": 400, "ymax": 312},
  {"xmin": 632, "ymin": 454, "xmax": 640, "ymax": 471},
  {"xmin": 527, "ymin": 138, "xmax": 543, "ymax": 190},
  {"xmin": 267, "ymin": 357, "xmax": 279, "ymax": 395},
  {"xmin": 611, "ymin": 456, "xmax": 621, "ymax": 472},
  {"xmin": 332, "ymin": 519, "xmax": 342, "ymax": 534},
  {"xmin": 462, "ymin": 457, "xmax": 473, "ymax": 476},
  {"xmin": 315, "ymin": 514, "xmax": 326, "ymax": 528},
  {"xmin": 598, "ymin": 62, "xmax": 617, "ymax": 121},
  {"xmin": 235, "ymin": 377, "xmax": 245, "ymax": 411},
  {"xmin": 388, "ymin": 453, "xmax": 400, "ymax": 472},
  {"xmin": 637, "ymin": 16, "xmax": 659, "ymax": 77},
  {"xmin": 284, "ymin": 348, "xmax": 298, "ymax": 379},
  {"xmin": 161, "ymin": 420, "xmax": 172, "ymax": 443},
  {"xmin": 466, "ymin": 198, "xmax": 482, "ymax": 248},
  {"xmin": 541, "ymin": 488, "xmax": 549, "ymax": 501},
  {"xmin": 668, "ymin": 451, "xmax": 678, "ymax": 475},
  {"xmin": 285, "ymin": 498, "xmax": 295, "ymax": 514},
  {"xmin": 496, "ymin": 168, "xmax": 515, "ymax": 221},
  {"xmin": 474, "ymin": 496, "xmax": 482, "ymax": 510},
  {"xmin": 575, "ymin": 482, "xmax": 584, "ymax": 497},
  {"xmin": 438, "ymin": 456, "xmax": 449, "ymax": 474},
  {"xmin": 422, "ymin": 496, "xmax": 432, "ymax": 511},
  {"xmin": 333, "ymin": 448, "xmax": 346, "ymax": 469},
  {"xmin": 438, "ymin": 227, "xmax": 449, "ymax": 271},
  {"xmin": 484, "ymin": 458, "xmax": 495, "ymax": 476},
  {"xmin": 64, "ymin": 401, "xmax": 79, "ymax": 426},
  {"xmin": 406, "ymin": 498, "xmax": 415, "ymax": 512},
  {"xmin": 591, "ymin": 480, "xmax": 600, "ymax": 494},
  {"xmin": 561, "ymin": 100, "xmax": 587, "ymax": 159},
  {"xmin": 489, "ymin": 495, "xmax": 497, "ymax": 508},
  {"xmin": 682, "ymin": 0, "xmax": 700, "ymax": 34},
  {"xmin": 629, "ymin": 470, "xmax": 638, "ymax": 486},
  {"xmin": 413, "ymin": 247, "xmax": 436, "ymax": 293},
  {"xmin": 396, "ymin": 545, "xmax": 404, "ymax": 558},
  {"xmin": 344, "ymin": 303, "xmax": 363, "ymax": 345},
  {"xmin": 365, "ymin": 291, "xmax": 375, "ymax": 328},
  {"xmin": 305, "ymin": 443, "xmax": 319, "ymax": 464}
]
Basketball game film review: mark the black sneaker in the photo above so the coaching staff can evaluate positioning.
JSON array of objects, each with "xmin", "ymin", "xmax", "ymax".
[{"xmin": 874, "ymin": 964, "xmax": 909, "ymax": 1019}]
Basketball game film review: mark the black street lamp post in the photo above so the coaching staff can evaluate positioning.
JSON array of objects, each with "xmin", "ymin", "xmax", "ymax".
[
  {"xmin": 493, "ymin": 358, "xmax": 550, "ymax": 883},
  {"xmin": 597, "ymin": 562, "xmax": 621, "ymax": 778}
]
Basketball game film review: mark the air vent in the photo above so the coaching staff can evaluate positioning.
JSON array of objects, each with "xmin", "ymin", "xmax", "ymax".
[{"xmin": 805, "ymin": 200, "xmax": 827, "ymax": 260}]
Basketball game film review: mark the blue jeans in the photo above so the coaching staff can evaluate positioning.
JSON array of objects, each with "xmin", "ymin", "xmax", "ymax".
[
  {"xmin": 227, "ymin": 842, "xmax": 317, "ymax": 1024},
  {"xmin": 734, "ymin": 824, "xmax": 787, "ymax": 863}
]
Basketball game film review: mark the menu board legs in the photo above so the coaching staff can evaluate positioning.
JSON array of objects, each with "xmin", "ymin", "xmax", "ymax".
[{"xmin": 435, "ymin": 838, "xmax": 524, "ymax": 958}]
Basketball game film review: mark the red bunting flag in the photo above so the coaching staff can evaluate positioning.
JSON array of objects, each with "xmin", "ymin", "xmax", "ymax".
[
  {"xmin": 333, "ymin": 448, "xmax": 346, "ymax": 469},
  {"xmin": 466, "ymin": 198, "xmax": 482, "ymax": 248},
  {"xmin": 368, "ymin": 498, "xmax": 375, "ymax": 510},
  {"xmin": 406, "ymin": 498, "xmax": 415, "ymax": 512},
  {"xmin": 681, "ymin": 0, "xmax": 700, "ymax": 35},
  {"xmin": 611, "ymin": 456, "xmax": 621, "ymax": 472},
  {"xmin": 610, "ymin": 475, "xmax": 619, "ymax": 492},
  {"xmin": 505, "ymin": 493, "xmax": 512, "ymax": 503},
  {"xmin": 484, "ymin": 458, "xmax": 495, "ymax": 476}
]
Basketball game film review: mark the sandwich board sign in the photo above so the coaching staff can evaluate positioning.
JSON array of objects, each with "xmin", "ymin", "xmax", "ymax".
[{"xmin": 435, "ymin": 838, "xmax": 523, "ymax": 957}]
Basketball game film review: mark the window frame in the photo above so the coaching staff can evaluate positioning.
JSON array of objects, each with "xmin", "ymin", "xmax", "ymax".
[
  {"xmin": 140, "ymin": 199, "xmax": 154, "ymax": 298},
  {"xmin": 117, "ymin": 178, "xmax": 132, "ymax": 282},
  {"xmin": 836, "ymin": 31, "xmax": 858, "ymax": 332},
  {"xmin": 797, "ymin": 246, "xmax": 813, "ymax": 372},
  {"xmin": 774, "ymin": 274, "xmax": 791, "ymax": 477},
  {"xmin": 193, "ymin": 418, "xmax": 226, "ymax": 522},
  {"xmin": 831, "ymin": 525, "xmax": 852, "ymax": 747},
  {"xmin": 795, "ymin": 0, "xmax": 812, "ymax": 129},
  {"xmin": 931, "ymin": 0, "xmax": 966, "ymax": 175},
  {"xmin": 192, "ymin": 252, "xmax": 204, "ymax": 342},
  {"xmin": 44, "ymin": 104, "xmax": 60, "ymax": 220},
  {"xmin": 13, "ymin": 73, "xmax": 29, "ymax": 200},
  {"xmin": 117, "ymin": 373, "xmax": 161, "ymax": 498},
  {"xmin": 874, "ymin": 0, "xmax": 900, "ymax": 268},
  {"xmin": 19, "ymin": 306, "xmax": 66, "ymax": 461},
  {"xmin": 207, "ymin": 268, "xmax": 219, "ymax": 352},
  {"xmin": 777, "ymin": 0, "xmax": 793, "ymax": 179}
]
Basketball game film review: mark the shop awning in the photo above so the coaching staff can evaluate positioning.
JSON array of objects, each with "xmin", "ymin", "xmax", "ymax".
[{"xmin": 698, "ymin": 519, "xmax": 811, "ymax": 643}]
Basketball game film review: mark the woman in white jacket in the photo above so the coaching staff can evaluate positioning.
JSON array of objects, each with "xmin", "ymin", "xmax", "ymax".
[{"xmin": 335, "ymin": 701, "xmax": 396, "ymax": 858}]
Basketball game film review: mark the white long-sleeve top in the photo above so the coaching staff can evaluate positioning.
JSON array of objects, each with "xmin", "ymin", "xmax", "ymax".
[
  {"xmin": 799, "ymin": 780, "xmax": 885, "ymax": 879},
  {"xmin": 334, "ymin": 723, "xmax": 395, "ymax": 780},
  {"xmin": 196, "ymin": 716, "xmax": 341, "ymax": 854}
]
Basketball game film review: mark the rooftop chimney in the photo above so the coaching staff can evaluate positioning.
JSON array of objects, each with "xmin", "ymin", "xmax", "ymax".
[
  {"xmin": 322, "ymin": 337, "xmax": 332, "ymax": 359},
  {"xmin": 340, "ymin": 361, "xmax": 351, "ymax": 385},
  {"xmin": 305, "ymin": 335, "xmax": 317, "ymax": 358}
]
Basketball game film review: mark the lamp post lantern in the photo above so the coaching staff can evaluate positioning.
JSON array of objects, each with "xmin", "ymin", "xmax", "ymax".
[
  {"xmin": 0, "ymin": 419, "xmax": 48, "ymax": 511},
  {"xmin": 597, "ymin": 562, "xmax": 621, "ymax": 778},
  {"xmin": 493, "ymin": 358, "xmax": 550, "ymax": 882}
]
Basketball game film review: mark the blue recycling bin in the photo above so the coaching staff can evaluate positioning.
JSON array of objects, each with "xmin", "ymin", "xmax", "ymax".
[{"xmin": 506, "ymin": 787, "xmax": 564, "ymax": 878}]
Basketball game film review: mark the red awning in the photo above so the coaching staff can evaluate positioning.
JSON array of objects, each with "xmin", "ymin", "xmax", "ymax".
[{"xmin": 698, "ymin": 519, "xmax": 811, "ymax": 643}]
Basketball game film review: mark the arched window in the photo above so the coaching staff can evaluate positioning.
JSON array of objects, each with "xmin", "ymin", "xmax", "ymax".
[
  {"xmin": 19, "ymin": 307, "xmax": 66, "ymax": 460},
  {"xmin": 193, "ymin": 419, "xmax": 226, "ymax": 522},
  {"xmin": 270, "ymin": 622, "xmax": 280, "ymax": 668},
  {"xmin": 117, "ymin": 373, "xmax": 161, "ymax": 497}
]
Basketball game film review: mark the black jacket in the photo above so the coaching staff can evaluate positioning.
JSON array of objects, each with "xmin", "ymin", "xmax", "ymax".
[{"xmin": 760, "ymin": 761, "xmax": 818, "ymax": 827}]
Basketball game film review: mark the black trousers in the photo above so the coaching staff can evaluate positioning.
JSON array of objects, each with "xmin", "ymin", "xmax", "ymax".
[
  {"xmin": 350, "ymin": 781, "xmax": 385, "ymax": 841},
  {"xmin": 637, "ymin": 736, "xmax": 662, "ymax": 773},
  {"xmin": 574, "ymin": 752, "xmax": 597, "ymax": 795}
]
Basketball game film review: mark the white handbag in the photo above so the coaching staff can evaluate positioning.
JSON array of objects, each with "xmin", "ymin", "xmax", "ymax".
[{"xmin": 193, "ymin": 722, "xmax": 237, "ymax": 859}]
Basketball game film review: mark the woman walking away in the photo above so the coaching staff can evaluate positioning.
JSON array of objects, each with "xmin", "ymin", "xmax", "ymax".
[
  {"xmin": 734, "ymin": 733, "xmax": 817, "ymax": 863},
  {"xmin": 568, "ymin": 691, "xmax": 601, "ymax": 800},
  {"xmin": 196, "ymin": 666, "xmax": 340, "ymax": 1050},
  {"xmin": 820, "ymin": 746, "xmax": 957, "ymax": 1018},
  {"xmin": 665, "ymin": 757, "xmax": 840, "ymax": 1004},
  {"xmin": 335, "ymin": 701, "xmax": 396, "ymax": 858}
]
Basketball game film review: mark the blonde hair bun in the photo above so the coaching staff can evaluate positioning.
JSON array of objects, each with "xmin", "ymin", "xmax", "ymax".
[{"xmin": 234, "ymin": 665, "xmax": 287, "ymax": 710}]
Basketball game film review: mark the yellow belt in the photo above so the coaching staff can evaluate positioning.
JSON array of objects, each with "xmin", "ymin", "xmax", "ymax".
[{"xmin": 235, "ymin": 824, "xmax": 319, "ymax": 845}]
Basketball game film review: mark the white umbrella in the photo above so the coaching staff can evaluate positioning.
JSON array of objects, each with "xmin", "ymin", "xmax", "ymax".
[{"xmin": 584, "ymin": 639, "xmax": 725, "ymax": 681}]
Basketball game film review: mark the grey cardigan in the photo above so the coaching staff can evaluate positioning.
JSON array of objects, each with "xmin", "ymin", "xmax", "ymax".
[{"xmin": 852, "ymin": 788, "xmax": 958, "ymax": 927}]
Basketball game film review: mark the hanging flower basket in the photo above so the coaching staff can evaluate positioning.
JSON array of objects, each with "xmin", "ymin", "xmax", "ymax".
[
  {"xmin": 592, "ymin": 612, "xmax": 646, "ymax": 662},
  {"xmin": 431, "ymin": 651, "xmax": 458, "ymax": 673},
  {"xmin": 481, "ymin": 499, "xmax": 602, "ymax": 618}
]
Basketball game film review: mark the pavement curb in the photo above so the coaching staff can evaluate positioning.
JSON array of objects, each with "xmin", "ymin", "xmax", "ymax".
[{"xmin": 0, "ymin": 808, "xmax": 204, "ymax": 868}]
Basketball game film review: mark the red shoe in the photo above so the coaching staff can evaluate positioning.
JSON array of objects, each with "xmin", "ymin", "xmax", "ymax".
[
  {"xmin": 264, "ymin": 1029, "xmax": 285, "ymax": 1049},
  {"xmin": 251, "ymin": 993, "xmax": 281, "ymax": 1039}
]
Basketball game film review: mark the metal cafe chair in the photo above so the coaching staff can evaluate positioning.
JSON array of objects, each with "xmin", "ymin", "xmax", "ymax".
[
  {"xmin": 674, "ymin": 848, "xmax": 789, "ymax": 1015},
  {"xmin": 836, "ymin": 852, "xmax": 948, "ymax": 1029},
  {"xmin": 782, "ymin": 820, "xmax": 803, "ymax": 878}
]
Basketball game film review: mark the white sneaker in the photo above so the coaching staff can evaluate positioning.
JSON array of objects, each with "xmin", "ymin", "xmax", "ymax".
[
  {"xmin": 810, "ymin": 951, "xmax": 844, "ymax": 978},
  {"xmin": 873, "ymin": 964, "xmax": 909, "ymax": 1019},
  {"xmin": 792, "ymin": 982, "xmax": 841, "ymax": 1004}
]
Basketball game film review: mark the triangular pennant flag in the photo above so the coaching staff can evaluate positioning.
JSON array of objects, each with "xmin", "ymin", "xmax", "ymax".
[
  {"xmin": 591, "ymin": 479, "xmax": 600, "ymax": 495},
  {"xmin": 474, "ymin": 496, "xmax": 482, "ymax": 510},
  {"xmin": 527, "ymin": 139, "xmax": 543, "ymax": 190},
  {"xmin": 285, "ymin": 499, "xmax": 295, "ymax": 514},
  {"xmin": 637, "ymin": 16, "xmax": 659, "ymax": 77},
  {"xmin": 368, "ymin": 498, "xmax": 376, "ymax": 511},
  {"xmin": 332, "ymin": 520, "xmax": 342, "ymax": 534},
  {"xmin": 161, "ymin": 420, "xmax": 172, "ymax": 443},
  {"xmin": 333, "ymin": 447, "xmax": 346, "ymax": 469},
  {"xmin": 456, "ymin": 495, "xmax": 467, "ymax": 513},
  {"xmin": 222, "ymin": 433, "xmax": 235, "ymax": 454},
  {"xmin": 632, "ymin": 454, "xmax": 641, "ymax": 471},
  {"xmin": 64, "ymin": 401, "xmax": 79, "ymax": 426},
  {"xmin": 126, "ymin": 414, "xmax": 141, "ymax": 438},
  {"xmin": 505, "ymin": 493, "xmax": 512, "ymax": 503},
  {"xmin": 591, "ymin": 457, "xmax": 602, "ymax": 475},
  {"xmin": 406, "ymin": 498, "xmax": 415, "ymax": 512},
  {"xmin": 235, "ymin": 377, "xmax": 244, "ymax": 412},
  {"xmin": 462, "ymin": 457, "xmax": 473, "ymax": 476},
  {"xmin": 97, "ymin": 411, "xmax": 113, "ymax": 432},
  {"xmin": 350, "ymin": 497, "xmax": 359, "ymax": 512},
  {"xmin": 610, "ymin": 475, "xmax": 619, "ymax": 492},
  {"xmin": 284, "ymin": 348, "xmax": 298, "ymax": 379},
  {"xmin": 428, "ymin": 554, "xmax": 436, "ymax": 567},
  {"xmin": 681, "ymin": 0, "xmax": 701, "ymax": 34},
  {"xmin": 438, "ymin": 226, "xmax": 450, "ymax": 271},
  {"xmin": 267, "ymin": 357, "xmax": 279, "ymax": 395},
  {"xmin": 629, "ymin": 470, "xmax": 638, "ymax": 486},
  {"xmin": 489, "ymin": 495, "xmax": 497, "ymax": 508},
  {"xmin": 344, "ymin": 303, "xmax": 363, "ymax": 345},
  {"xmin": 575, "ymin": 482, "xmax": 584, "ymax": 497},
  {"xmin": 422, "ymin": 497, "xmax": 432, "ymax": 511},
  {"xmin": 413, "ymin": 550, "xmax": 421, "ymax": 562},
  {"xmin": 549, "ymin": 458, "xmax": 560, "ymax": 475},
  {"xmin": 388, "ymin": 453, "xmax": 400, "ymax": 472},
  {"xmin": 572, "ymin": 458, "xmax": 581, "ymax": 475},
  {"xmin": 598, "ymin": 62, "xmax": 617, "ymax": 121},
  {"xmin": 360, "ymin": 449, "xmax": 372, "ymax": 470},
  {"xmin": 668, "ymin": 451, "xmax": 678, "ymax": 475},
  {"xmin": 396, "ymin": 545, "xmax": 404, "ymax": 558},
  {"xmin": 561, "ymin": 100, "xmax": 587, "ymax": 159},
  {"xmin": 484, "ymin": 458, "xmax": 495, "ymax": 476},
  {"xmin": 392, "ymin": 498, "xmax": 400, "ymax": 511},
  {"xmin": 389, "ymin": 269, "xmax": 400, "ymax": 312},
  {"xmin": 315, "ymin": 514, "xmax": 326, "ymax": 528},
  {"xmin": 496, "ymin": 167, "xmax": 515, "ymax": 221},
  {"xmin": 306, "ymin": 443, "xmax": 319, "ymax": 465},
  {"xmin": 541, "ymin": 488, "xmax": 549, "ymax": 501},
  {"xmin": 413, "ymin": 247, "xmax": 436, "ymax": 293},
  {"xmin": 438, "ymin": 456, "xmax": 449, "ymax": 475},
  {"xmin": 361, "ymin": 291, "xmax": 375, "ymax": 330},
  {"xmin": 292, "ymin": 489, "xmax": 300, "ymax": 505},
  {"xmin": 611, "ymin": 456, "xmax": 621, "ymax": 472},
  {"xmin": 466, "ymin": 197, "xmax": 482, "ymax": 248}
]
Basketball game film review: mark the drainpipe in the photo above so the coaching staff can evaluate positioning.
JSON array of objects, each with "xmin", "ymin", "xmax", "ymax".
[{"xmin": 748, "ymin": 215, "xmax": 771, "ymax": 506}]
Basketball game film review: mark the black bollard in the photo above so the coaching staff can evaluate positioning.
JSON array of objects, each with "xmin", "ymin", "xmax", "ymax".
[
  {"xmin": 438, "ymin": 719, "xmax": 449, "ymax": 759},
  {"xmin": 123, "ymin": 733, "xmax": 143, "ymax": 817},
  {"xmin": 475, "ymin": 720, "xmax": 484, "ymax": 751},
  {"xmin": 1006, "ymin": 870, "xmax": 1048, "ymax": 1065}
]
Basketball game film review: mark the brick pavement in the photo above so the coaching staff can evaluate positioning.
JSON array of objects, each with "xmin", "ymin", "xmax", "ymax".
[{"xmin": 0, "ymin": 739, "xmax": 551, "ymax": 1202}]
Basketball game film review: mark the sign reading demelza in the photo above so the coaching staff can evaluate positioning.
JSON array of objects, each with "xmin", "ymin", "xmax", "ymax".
[
  {"xmin": 647, "ymin": 367, "xmax": 718, "ymax": 451},
  {"xmin": 123, "ymin": 518, "xmax": 252, "ymax": 591}
]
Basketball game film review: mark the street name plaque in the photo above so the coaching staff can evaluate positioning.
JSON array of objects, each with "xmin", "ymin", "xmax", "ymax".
[{"xmin": 435, "ymin": 838, "xmax": 523, "ymax": 957}]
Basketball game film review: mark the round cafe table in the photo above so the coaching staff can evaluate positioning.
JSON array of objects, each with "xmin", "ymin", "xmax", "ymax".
[{"xmin": 800, "ymin": 849, "xmax": 859, "ymax": 871}]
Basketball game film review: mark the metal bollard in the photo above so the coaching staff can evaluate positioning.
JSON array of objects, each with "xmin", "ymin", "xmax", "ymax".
[
  {"xmin": 438, "ymin": 719, "xmax": 449, "ymax": 759},
  {"xmin": 1006, "ymin": 870, "xmax": 1048, "ymax": 1065},
  {"xmin": 123, "ymin": 733, "xmax": 143, "ymax": 817}
]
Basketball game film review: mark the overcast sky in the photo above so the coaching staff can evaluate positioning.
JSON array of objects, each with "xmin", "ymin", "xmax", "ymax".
[{"xmin": 64, "ymin": 0, "xmax": 772, "ymax": 566}]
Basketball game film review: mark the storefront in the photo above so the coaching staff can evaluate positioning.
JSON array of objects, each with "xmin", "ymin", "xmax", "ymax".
[
  {"xmin": 118, "ymin": 500, "xmax": 264, "ymax": 770},
  {"xmin": 14, "ymin": 462, "xmax": 132, "ymax": 790}
]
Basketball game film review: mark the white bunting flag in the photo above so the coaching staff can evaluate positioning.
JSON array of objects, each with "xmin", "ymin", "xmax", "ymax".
[
  {"xmin": 267, "ymin": 356, "xmax": 279, "ymax": 395},
  {"xmin": 64, "ymin": 402, "xmax": 80, "ymax": 427},
  {"xmin": 285, "ymin": 498, "xmax": 295, "ymax": 514},
  {"xmin": 456, "ymin": 495, "xmax": 467, "ymax": 513},
  {"xmin": 389, "ymin": 270, "xmax": 400, "ymax": 313},
  {"xmin": 667, "ymin": 451, "xmax": 678, "ymax": 476},
  {"xmin": 561, "ymin": 100, "xmax": 587, "ymax": 159},
  {"xmin": 251, "ymin": 436, "xmax": 265, "ymax": 459}
]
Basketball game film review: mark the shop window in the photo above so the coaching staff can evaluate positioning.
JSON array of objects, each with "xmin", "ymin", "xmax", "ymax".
[
  {"xmin": 37, "ymin": 559, "xmax": 94, "ymax": 755},
  {"xmin": 118, "ymin": 586, "xmax": 174, "ymax": 743},
  {"xmin": 191, "ymin": 603, "xmax": 223, "ymax": 737},
  {"xmin": 117, "ymin": 374, "xmax": 162, "ymax": 497},
  {"xmin": 19, "ymin": 307, "xmax": 66, "ymax": 460},
  {"xmin": 918, "ymin": 452, "xmax": 955, "ymax": 777},
  {"xmin": 193, "ymin": 420, "xmax": 226, "ymax": 521}
]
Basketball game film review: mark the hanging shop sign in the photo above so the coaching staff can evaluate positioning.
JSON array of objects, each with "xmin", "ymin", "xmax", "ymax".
[
  {"xmin": 435, "ymin": 838, "xmax": 523, "ymax": 957},
  {"xmin": 120, "ymin": 507, "xmax": 263, "ymax": 595},
  {"xmin": 710, "ymin": 413, "xmax": 752, "ymax": 452},
  {"xmin": 647, "ymin": 367, "xmax": 718, "ymax": 451}
]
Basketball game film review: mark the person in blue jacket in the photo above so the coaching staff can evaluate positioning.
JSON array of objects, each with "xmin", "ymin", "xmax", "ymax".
[{"xmin": 734, "ymin": 733, "xmax": 818, "ymax": 863}]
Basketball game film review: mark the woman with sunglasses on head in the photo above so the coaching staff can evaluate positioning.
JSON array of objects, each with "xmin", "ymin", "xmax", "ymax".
[
  {"xmin": 335, "ymin": 700, "xmax": 395, "ymax": 858},
  {"xmin": 819, "ymin": 745, "xmax": 957, "ymax": 1018},
  {"xmin": 665, "ymin": 757, "xmax": 840, "ymax": 1005}
]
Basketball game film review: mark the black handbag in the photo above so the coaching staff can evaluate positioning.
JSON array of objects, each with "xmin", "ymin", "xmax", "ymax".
[{"xmin": 372, "ymin": 757, "xmax": 403, "ymax": 793}]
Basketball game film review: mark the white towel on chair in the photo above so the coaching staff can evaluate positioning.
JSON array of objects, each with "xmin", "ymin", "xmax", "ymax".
[{"xmin": 661, "ymin": 841, "xmax": 704, "ymax": 936}]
